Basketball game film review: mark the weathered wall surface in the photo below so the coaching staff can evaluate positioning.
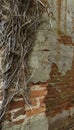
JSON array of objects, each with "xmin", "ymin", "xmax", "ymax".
[
  {"xmin": 28, "ymin": 0, "xmax": 74, "ymax": 83},
  {"xmin": 0, "ymin": 0, "xmax": 74, "ymax": 130}
]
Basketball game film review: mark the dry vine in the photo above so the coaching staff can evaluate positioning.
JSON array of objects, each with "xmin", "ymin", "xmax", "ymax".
[{"xmin": 0, "ymin": 0, "xmax": 53, "ymax": 128}]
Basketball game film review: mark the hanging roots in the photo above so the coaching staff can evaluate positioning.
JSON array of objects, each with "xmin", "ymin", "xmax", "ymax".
[{"xmin": 0, "ymin": 0, "xmax": 52, "ymax": 127}]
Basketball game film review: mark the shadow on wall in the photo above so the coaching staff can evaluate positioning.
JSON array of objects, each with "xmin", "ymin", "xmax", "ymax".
[{"xmin": 44, "ymin": 62, "xmax": 74, "ymax": 130}]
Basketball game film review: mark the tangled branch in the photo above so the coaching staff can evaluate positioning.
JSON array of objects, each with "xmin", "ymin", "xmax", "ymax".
[{"xmin": 0, "ymin": 0, "xmax": 53, "ymax": 127}]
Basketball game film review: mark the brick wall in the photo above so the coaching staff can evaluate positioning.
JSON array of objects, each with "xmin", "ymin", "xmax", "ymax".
[
  {"xmin": 0, "ymin": 61, "xmax": 74, "ymax": 129},
  {"xmin": 1, "ymin": 68, "xmax": 74, "ymax": 128},
  {"xmin": 0, "ymin": 0, "xmax": 74, "ymax": 130},
  {"xmin": 1, "ymin": 60, "xmax": 74, "ymax": 128}
]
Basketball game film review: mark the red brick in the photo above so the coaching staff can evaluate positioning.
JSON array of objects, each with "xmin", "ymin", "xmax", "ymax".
[
  {"xmin": 31, "ymin": 99, "xmax": 37, "ymax": 106},
  {"xmin": 40, "ymin": 82, "xmax": 48, "ymax": 88},
  {"xmin": 5, "ymin": 112, "xmax": 11, "ymax": 121},
  {"xmin": 8, "ymin": 100, "xmax": 25, "ymax": 110},
  {"xmin": 26, "ymin": 106, "xmax": 46, "ymax": 116},
  {"xmin": 39, "ymin": 97, "xmax": 45, "ymax": 107},
  {"xmin": 13, "ymin": 119, "xmax": 24, "ymax": 125},
  {"xmin": 13, "ymin": 108, "xmax": 25, "ymax": 119},
  {"xmin": 14, "ymin": 95, "xmax": 23, "ymax": 99},
  {"xmin": 30, "ymin": 89, "xmax": 48, "ymax": 98}
]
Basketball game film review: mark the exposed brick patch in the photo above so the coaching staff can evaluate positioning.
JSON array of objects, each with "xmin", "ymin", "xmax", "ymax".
[
  {"xmin": 1, "ymin": 59, "xmax": 74, "ymax": 128},
  {"xmin": 58, "ymin": 35, "xmax": 73, "ymax": 45},
  {"xmin": 8, "ymin": 100, "xmax": 25, "ymax": 111},
  {"xmin": 13, "ymin": 119, "xmax": 24, "ymax": 125},
  {"xmin": 30, "ymin": 89, "xmax": 48, "ymax": 98},
  {"xmin": 40, "ymin": 82, "xmax": 49, "ymax": 88},
  {"xmin": 31, "ymin": 99, "xmax": 37, "ymax": 106},
  {"xmin": 13, "ymin": 108, "xmax": 25, "ymax": 119},
  {"xmin": 45, "ymin": 60, "xmax": 74, "ymax": 117},
  {"xmin": 26, "ymin": 106, "xmax": 46, "ymax": 117}
]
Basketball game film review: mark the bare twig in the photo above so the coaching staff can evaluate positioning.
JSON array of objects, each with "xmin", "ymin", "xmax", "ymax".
[{"xmin": 0, "ymin": 0, "xmax": 53, "ymax": 128}]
